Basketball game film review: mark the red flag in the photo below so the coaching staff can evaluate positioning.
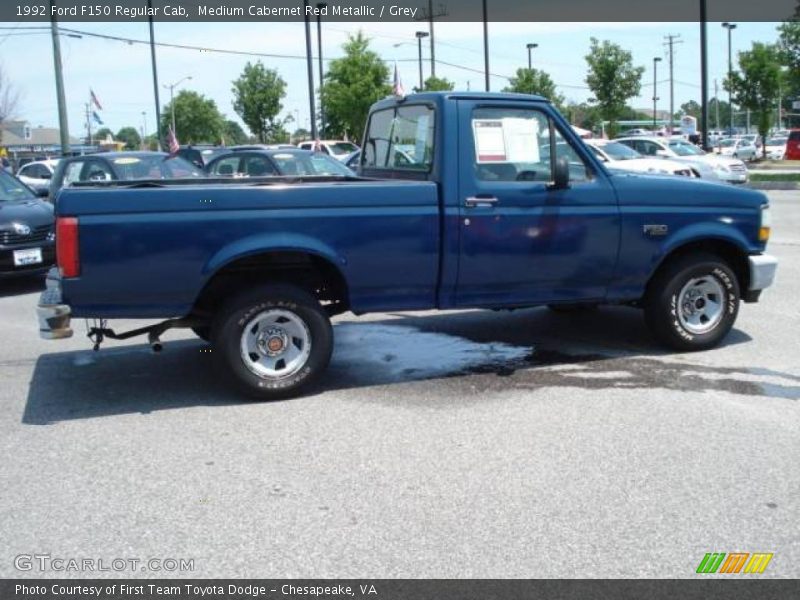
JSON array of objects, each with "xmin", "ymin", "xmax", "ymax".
[
  {"xmin": 90, "ymin": 88, "xmax": 102, "ymax": 110},
  {"xmin": 392, "ymin": 63, "xmax": 405, "ymax": 98},
  {"xmin": 167, "ymin": 126, "xmax": 179, "ymax": 155}
]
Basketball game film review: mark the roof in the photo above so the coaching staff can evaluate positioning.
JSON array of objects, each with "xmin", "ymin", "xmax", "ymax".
[
  {"xmin": 1, "ymin": 122, "xmax": 82, "ymax": 148},
  {"xmin": 370, "ymin": 91, "xmax": 548, "ymax": 111}
]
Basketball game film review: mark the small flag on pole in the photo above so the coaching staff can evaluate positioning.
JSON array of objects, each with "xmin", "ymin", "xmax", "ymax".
[
  {"xmin": 312, "ymin": 139, "xmax": 322, "ymax": 152},
  {"xmin": 167, "ymin": 125, "xmax": 180, "ymax": 155},
  {"xmin": 392, "ymin": 63, "xmax": 405, "ymax": 98},
  {"xmin": 90, "ymin": 89, "xmax": 102, "ymax": 110},
  {"xmin": 92, "ymin": 111, "xmax": 103, "ymax": 125}
]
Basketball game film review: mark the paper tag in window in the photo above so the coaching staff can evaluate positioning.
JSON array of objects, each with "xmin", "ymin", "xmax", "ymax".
[{"xmin": 473, "ymin": 120, "xmax": 506, "ymax": 162}]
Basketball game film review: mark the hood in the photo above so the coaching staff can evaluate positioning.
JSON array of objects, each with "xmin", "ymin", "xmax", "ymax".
[
  {"xmin": 0, "ymin": 199, "xmax": 55, "ymax": 229},
  {"xmin": 608, "ymin": 170, "xmax": 766, "ymax": 210}
]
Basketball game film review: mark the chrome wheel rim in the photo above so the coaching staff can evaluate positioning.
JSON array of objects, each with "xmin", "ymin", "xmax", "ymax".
[
  {"xmin": 677, "ymin": 275, "xmax": 725, "ymax": 335},
  {"xmin": 240, "ymin": 309, "xmax": 312, "ymax": 379}
]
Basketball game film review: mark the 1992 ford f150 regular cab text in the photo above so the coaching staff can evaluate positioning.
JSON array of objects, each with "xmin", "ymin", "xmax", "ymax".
[{"xmin": 38, "ymin": 92, "xmax": 778, "ymax": 399}]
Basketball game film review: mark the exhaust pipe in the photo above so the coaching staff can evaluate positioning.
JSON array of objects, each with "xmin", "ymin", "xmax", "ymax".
[{"xmin": 148, "ymin": 331, "xmax": 163, "ymax": 353}]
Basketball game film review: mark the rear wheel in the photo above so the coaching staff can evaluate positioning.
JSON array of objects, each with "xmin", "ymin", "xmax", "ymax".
[
  {"xmin": 212, "ymin": 284, "xmax": 333, "ymax": 400},
  {"xmin": 644, "ymin": 253, "xmax": 740, "ymax": 351}
]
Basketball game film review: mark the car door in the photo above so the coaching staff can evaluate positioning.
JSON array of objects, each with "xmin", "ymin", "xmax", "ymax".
[{"xmin": 455, "ymin": 100, "xmax": 620, "ymax": 307}]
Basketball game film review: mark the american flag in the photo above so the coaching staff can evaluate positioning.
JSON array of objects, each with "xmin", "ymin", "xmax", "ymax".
[
  {"xmin": 90, "ymin": 88, "xmax": 102, "ymax": 110},
  {"xmin": 392, "ymin": 63, "xmax": 405, "ymax": 98},
  {"xmin": 167, "ymin": 126, "xmax": 180, "ymax": 155}
]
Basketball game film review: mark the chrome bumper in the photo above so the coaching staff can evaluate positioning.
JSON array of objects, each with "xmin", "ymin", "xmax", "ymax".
[
  {"xmin": 749, "ymin": 254, "xmax": 778, "ymax": 291},
  {"xmin": 37, "ymin": 268, "xmax": 73, "ymax": 340}
]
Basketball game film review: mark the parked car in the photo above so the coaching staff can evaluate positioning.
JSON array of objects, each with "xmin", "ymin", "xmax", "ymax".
[
  {"xmin": 297, "ymin": 140, "xmax": 360, "ymax": 161},
  {"xmin": 715, "ymin": 138, "xmax": 757, "ymax": 161},
  {"xmin": 0, "ymin": 169, "xmax": 54, "ymax": 277},
  {"xmin": 342, "ymin": 149, "xmax": 417, "ymax": 172},
  {"xmin": 584, "ymin": 140, "xmax": 695, "ymax": 177},
  {"xmin": 738, "ymin": 133, "xmax": 762, "ymax": 149},
  {"xmin": 176, "ymin": 145, "xmax": 228, "ymax": 169},
  {"xmin": 205, "ymin": 148, "xmax": 355, "ymax": 177},
  {"xmin": 38, "ymin": 92, "xmax": 777, "ymax": 400},
  {"xmin": 764, "ymin": 136, "xmax": 788, "ymax": 160},
  {"xmin": 16, "ymin": 159, "xmax": 59, "ymax": 195},
  {"xmin": 615, "ymin": 136, "xmax": 748, "ymax": 184},
  {"xmin": 620, "ymin": 128, "xmax": 651, "ymax": 137},
  {"xmin": 784, "ymin": 129, "xmax": 800, "ymax": 160},
  {"xmin": 48, "ymin": 152, "xmax": 205, "ymax": 202}
]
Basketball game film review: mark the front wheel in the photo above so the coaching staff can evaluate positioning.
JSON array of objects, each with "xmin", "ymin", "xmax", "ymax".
[
  {"xmin": 644, "ymin": 253, "xmax": 740, "ymax": 351},
  {"xmin": 212, "ymin": 284, "xmax": 333, "ymax": 400}
]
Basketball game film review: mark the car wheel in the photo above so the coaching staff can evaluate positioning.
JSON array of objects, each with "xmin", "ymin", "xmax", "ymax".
[
  {"xmin": 212, "ymin": 284, "xmax": 333, "ymax": 400},
  {"xmin": 644, "ymin": 253, "xmax": 740, "ymax": 351}
]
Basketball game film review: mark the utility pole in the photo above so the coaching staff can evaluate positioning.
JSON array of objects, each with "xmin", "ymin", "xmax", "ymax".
[
  {"xmin": 722, "ymin": 22, "xmax": 737, "ymax": 133},
  {"xmin": 84, "ymin": 103, "xmax": 92, "ymax": 147},
  {"xmin": 416, "ymin": 1, "xmax": 446, "ymax": 78},
  {"xmin": 714, "ymin": 79, "xmax": 720, "ymax": 130},
  {"xmin": 416, "ymin": 31, "xmax": 429, "ymax": 90},
  {"xmin": 663, "ymin": 34, "xmax": 683, "ymax": 135},
  {"xmin": 526, "ymin": 43, "xmax": 538, "ymax": 71},
  {"xmin": 700, "ymin": 0, "xmax": 709, "ymax": 150},
  {"xmin": 303, "ymin": 0, "xmax": 318, "ymax": 140},
  {"xmin": 147, "ymin": 0, "xmax": 162, "ymax": 150},
  {"xmin": 316, "ymin": 3, "xmax": 326, "ymax": 137},
  {"xmin": 49, "ymin": 0, "xmax": 70, "ymax": 156},
  {"xmin": 482, "ymin": 0, "xmax": 489, "ymax": 91},
  {"xmin": 653, "ymin": 57, "xmax": 662, "ymax": 130}
]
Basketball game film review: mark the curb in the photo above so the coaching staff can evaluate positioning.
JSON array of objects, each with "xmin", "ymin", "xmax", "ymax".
[{"xmin": 746, "ymin": 182, "xmax": 800, "ymax": 191}]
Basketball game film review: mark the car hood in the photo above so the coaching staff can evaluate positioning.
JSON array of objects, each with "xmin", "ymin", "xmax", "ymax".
[
  {"xmin": 608, "ymin": 170, "xmax": 765, "ymax": 209},
  {"xmin": 0, "ymin": 199, "xmax": 54, "ymax": 228}
]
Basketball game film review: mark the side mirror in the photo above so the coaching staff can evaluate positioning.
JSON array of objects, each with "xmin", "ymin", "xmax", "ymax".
[
  {"xmin": 35, "ymin": 187, "xmax": 49, "ymax": 198},
  {"xmin": 549, "ymin": 156, "xmax": 570, "ymax": 190},
  {"xmin": 40, "ymin": 172, "xmax": 52, "ymax": 180}
]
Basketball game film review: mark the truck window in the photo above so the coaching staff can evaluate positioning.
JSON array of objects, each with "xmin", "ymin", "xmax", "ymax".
[
  {"xmin": 363, "ymin": 104, "xmax": 434, "ymax": 171},
  {"xmin": 471, "ymin": 107, "xmax": 590, "ymax": 183}
]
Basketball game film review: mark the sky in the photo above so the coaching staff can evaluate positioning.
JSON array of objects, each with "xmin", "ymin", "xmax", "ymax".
[{"xmin": 0, "ymin": 20, "xmax": 784, "ymax": 139}]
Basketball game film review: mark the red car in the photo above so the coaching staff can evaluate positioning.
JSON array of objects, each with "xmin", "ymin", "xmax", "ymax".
[{"xmin": 785, "ymin": 129, "xmax": 800, "ymax": 160}]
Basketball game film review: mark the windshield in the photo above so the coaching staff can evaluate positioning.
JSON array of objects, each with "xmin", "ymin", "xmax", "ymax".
[
  {"xmin": 718, "ymin": 139, "xmax": 736, "ymax": 148},
  {"xmin": 0, "ymin": 170, "xmax": 36, "ymax": 202},
  {"xmin": 328, "ymin": 142, "xmax": 359, "ymax": 156},
  {"xmin": 766, "ymin": 137, "xmax": 787, "ymax": 146},
  {"xmin": 110, "ymin": 155, "xmax": 205, "ymax": 180},
  {"xmin": 668, "ymin": 141, "xmax": 706, "ymax": 156},
  {"xmin": 270, "ymin": 152, "xmax": 354, "ymax": 176},
  {"xmin": 598, "ymin": 142, "xmax": 642, "ymax": 160}
]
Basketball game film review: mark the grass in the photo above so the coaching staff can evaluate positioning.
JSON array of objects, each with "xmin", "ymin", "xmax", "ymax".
[{"xmin": 750, "ymin": 172, "xmax": 800, "ymax": 182}]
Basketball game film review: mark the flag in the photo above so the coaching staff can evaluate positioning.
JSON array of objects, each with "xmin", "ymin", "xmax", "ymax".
[
  {"xmin": 167, "ymin": 125, "xmax": 180, "ymax": 155},
  {"xmin": 312, "ymin": 139, "xmax": 322, "ymax": 152},
  {"xmin": 392, "ymin": 63, "xmax": 405, "ymax": 98},
  {"xmin": 90, "ymin": 88, "xmax": 102, "ymax": 110},
  {"xmin": 92, "ymin": 111, "xmax": 103, "ymax": 125}
]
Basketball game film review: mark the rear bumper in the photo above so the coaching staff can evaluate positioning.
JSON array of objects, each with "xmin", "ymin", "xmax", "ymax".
[{"xmin": 37, "ymin": 268, "xmax": 73, "ymax": 339}]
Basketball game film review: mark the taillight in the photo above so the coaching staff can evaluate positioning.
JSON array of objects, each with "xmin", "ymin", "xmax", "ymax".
[{"xmin": 56, "ymin": 216, "xmax": 80, "ymax": 278}]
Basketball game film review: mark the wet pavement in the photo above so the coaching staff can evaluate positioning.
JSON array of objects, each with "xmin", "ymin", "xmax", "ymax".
[{"xmin": 0, "ymin": 192, "xmax": 797, "ymax": 578}]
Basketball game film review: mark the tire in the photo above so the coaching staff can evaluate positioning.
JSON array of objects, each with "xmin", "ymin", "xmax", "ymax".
[
  {"xmin": 211, "ymin": 284, "xmax": 333, "ymax": 400},
  {"xmin": 644, "ymin": 253, "xmax": 740, "ymax": 351},
  {"xmin": 191, "ymin": 326, "xmax": 211, "ymax": 342},
  {"xmin": 547, "ymin": 303, "xmax": 598, "ymax": 313}
]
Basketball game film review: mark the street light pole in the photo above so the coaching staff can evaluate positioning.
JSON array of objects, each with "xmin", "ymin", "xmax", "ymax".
[
  {"xmin": 482, "ymin": 0, "xmax": 489, "ymax": 92},
  {"xmin": 316, "ymin": 3, "xmax": 326, "ymax": 138},
  {"xmin": 163, "ymin": 76, "xmax": 192, "ymax": 136},
  {"xmin": 147, "ymin": 0, "xmax": 162, "ymax": 150},
  {"xmin": 526, "ymin": 43, "xmax": 538, "ymax": 71},
  {"xmin": 49, "ymin": 0, "xmax": 70, "ymax": 156},
  {"xmin": 700, "ymin": 0, "xmax": 709, "ymax": 150},
  {"xmin": 722, "ymin": 22, "xmax": 737, "ymax": 133},
  {"xmin": 416, "ymin": 31, "xmax": 429, "ymax": 90},
  {"xmin": 653, "ymin": 57, "xmax": 662, "ymax": 130},
  {"xmin": 303, "ymin": 0, "xmax": 318, "ymax": 141}
]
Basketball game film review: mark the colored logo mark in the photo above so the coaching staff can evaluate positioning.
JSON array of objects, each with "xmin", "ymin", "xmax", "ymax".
[{"xmin": 696, "ymin": 552, "xmax": 773, "ymax": 574}]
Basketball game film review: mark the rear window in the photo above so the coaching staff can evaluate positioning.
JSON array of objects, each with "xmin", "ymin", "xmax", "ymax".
[
  {"xmin": 363, "ymin": 104, "xmax": 434, "ymax": 171},
  {"xmin": 789, "ymin": 131, "xmax": 800, "ymax": 141}
]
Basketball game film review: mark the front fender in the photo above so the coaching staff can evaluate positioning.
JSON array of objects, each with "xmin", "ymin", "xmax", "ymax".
[{"xmin": 657, "ymin": 221, "xmax": 755, "ymax": 261}]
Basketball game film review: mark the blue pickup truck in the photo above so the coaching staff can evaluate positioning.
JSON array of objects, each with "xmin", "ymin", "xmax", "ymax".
[{"xmin": 38, "ymin": 92, "xmax": 777, "ymax": 399}]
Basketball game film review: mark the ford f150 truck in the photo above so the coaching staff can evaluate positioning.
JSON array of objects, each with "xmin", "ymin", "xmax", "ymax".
[{"xmin": 38, "ymin": 92, "xmax": 778, "ymax": 399}]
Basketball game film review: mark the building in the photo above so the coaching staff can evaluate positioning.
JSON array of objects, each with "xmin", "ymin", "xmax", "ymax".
[{"xmin": 0, "ymin": 120, "xmax": 88, "ymax": 166}]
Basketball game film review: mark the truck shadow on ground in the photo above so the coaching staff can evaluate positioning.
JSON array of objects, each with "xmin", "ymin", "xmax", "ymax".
[
  {"xmin": 0, "ymin": 274, "xmax": 45, "ymax": 298},
  {"xmin": 23, "ymin": 306, "xmax": 799, "ymax": 424}
]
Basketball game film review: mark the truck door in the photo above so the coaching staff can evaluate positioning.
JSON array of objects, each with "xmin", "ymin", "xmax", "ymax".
[{"xmin": 455, "ymin": 100, "xmax": 620, "ymax": 307}]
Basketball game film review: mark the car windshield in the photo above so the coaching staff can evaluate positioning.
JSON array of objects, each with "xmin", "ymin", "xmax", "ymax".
[
  {"xmin": 328, "ymin": 142, "xmax": 359, "ymax": 156},
  {"xmin": 0, "ymin": 170, "xmax": 35, "ymax": 203},
  {"xmin": 598, "ymin": 142, "xmax": 642, "ymax": 160},
  {"xmin": 668, "ymin": 141, "xmax": 706, "ymax": 156},
  {"xmin": 766, "ymin": 137, "xmax": 787, "ymax": 145},
  {"xmin": 110, "ymin": 155, "xmax": 205, "ymax": 180},
  {"xmin": 270, "ymin": 152, "xmax": 354, "ymax": 176},
  {"xmin": 718, "ymin": 139, "xmax": 736, "ymax": 148}
]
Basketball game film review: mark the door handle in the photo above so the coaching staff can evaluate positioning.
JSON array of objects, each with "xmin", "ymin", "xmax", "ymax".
[{"xmin": 465, "ymin": 195, "xmax": 498, "ymax": 207}]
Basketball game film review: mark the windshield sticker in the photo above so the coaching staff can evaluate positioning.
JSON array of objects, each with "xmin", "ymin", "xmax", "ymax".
[{"xmin": 113, "ymin": 158, "xmax": 141, "ymax": 165}]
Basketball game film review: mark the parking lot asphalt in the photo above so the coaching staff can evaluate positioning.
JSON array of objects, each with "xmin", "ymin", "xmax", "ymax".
[{"xmin": 0, "ymin": 191, "xmax": 797, "ymax": 579}]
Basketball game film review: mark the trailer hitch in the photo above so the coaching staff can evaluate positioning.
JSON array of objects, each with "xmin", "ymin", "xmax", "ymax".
[{"xmin": 87, "ymin": 317, "xmax": 203, "ymax": 352}]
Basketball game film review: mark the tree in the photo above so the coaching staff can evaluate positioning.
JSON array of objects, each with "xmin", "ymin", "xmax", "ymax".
[
  {"xmin": 231, "ymin": 61, "xmax": 290, "ymax": 143},
  {"xmin": 503, "ymin": 68, "xmax": 564, "ymax": 108},
  {"xmin": 223, "ymin": 120, "xmax": 248, "ymax": 145},
  {"xmin": 778, "ymin": 19, "xmax": 800, "ymax": 121},
  {"xmin": 420, "ymin": 75, "xmax": 454, "ymax": 92},
  {"xmin": 585, "ymin": 38, "xmax": 644, "ymax": 137},
  {"xmin": 292, "ymin": 127, "xmax": 311, "ymax": 143},
  {"xmin": 160, "ymin": 90, "xmax": 224, "ymax": 144},
  {"xmin": 725, "ymin": 42, "xmax": 783, "ymax": 158},
  {"xmin": 116, "ymin": 126, "xmax": 141, "ymax": 150},
  {"xmin": 0, "ymin": 64, "xmax": 19, "ymax": 144},
  {"xmin": 321, "ymin": 32, "xmax": 390, "ymax": 139},
  {"xmin": 93, "ymin": 127, "xmax": 113, "ymax": 141}
]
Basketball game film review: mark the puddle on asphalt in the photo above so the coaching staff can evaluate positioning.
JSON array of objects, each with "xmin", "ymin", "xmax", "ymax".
[{"xmin": 330, "ymin": 324, "xmax": 800, "ymax": 400}]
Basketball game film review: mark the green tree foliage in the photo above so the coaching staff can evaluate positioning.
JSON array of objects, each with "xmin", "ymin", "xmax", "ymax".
[
  {"xmin": 223, "ymin": 120, "xmax": 249, "ymax": 145},
  {"xmin": 231, "ymin": 61, "xmax": 289, "ymax": 143},
  {"xmin": 778, "ymin": 19, "xmax": 800, "ymax": 117},
  {"xmin": 93, "ymin": 127, "xmax": 113, "ymax": 141},
  {"xmin": 292, "ymin": 128, "xmax": 311, "ymax": 143},
  {"xmin": 585, "ymin": 38, "xmax": 644, "ymax": 137},
  {"xmin": 160, "ymin": 90, "xmax": 224, "ymax": 144},
  {"xmin": 321, "ymin": 32, "xmax": 390, "ymax": 140},
  {"xmin": 503, "ymin": 68, "xmax": 564, "ymax": 108},
  {"xmin": 116, "ymin": 126, "xmax": 141, "ymax": 150},
  {"xmin": 725, "ymin": 42, "xmax": 783, "ymax": 157},
  {"xmin": 421, "ymin": 75, "xmax": 454, "ymax": 92}
]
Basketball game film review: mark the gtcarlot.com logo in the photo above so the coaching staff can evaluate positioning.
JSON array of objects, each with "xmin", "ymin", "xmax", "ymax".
[
  {"xmin": 14, "ymin": 554, "xmax": 195, "ymax": 573},
  {"xmin": 696, "ymin": 552, "xmax": 773, "ymax": 574}
]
